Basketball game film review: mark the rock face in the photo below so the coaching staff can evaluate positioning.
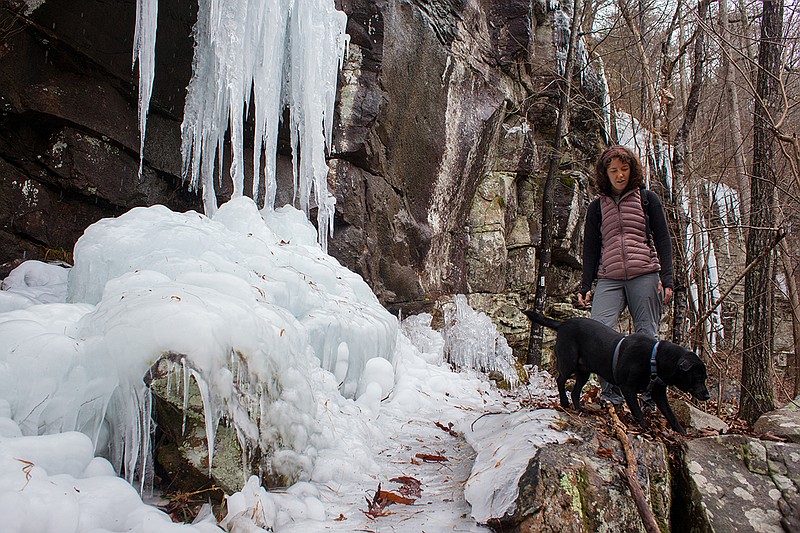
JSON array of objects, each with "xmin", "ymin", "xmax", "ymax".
[
  {"xmin": 330, "ymin": 0, "xmax": 601, "ymax": 344},
  {"xmin": 493, "ymin": 420, "xmax": 671, "ymax": 532},
  {"xmin": 0, "ymin": 0, "xmax": 605, "ymax": 356},
  {"xmin": 676, "ymin": 434, "xmax": 800, "ymax": 533},
  {"xmin": 0, "ymin": 0, "xmax": 202, "ymax": 268}
]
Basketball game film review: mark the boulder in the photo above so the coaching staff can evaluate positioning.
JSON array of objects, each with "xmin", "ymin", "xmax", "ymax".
[
  {"xmin": 146, "ymin": 353, "xmax": 286, "ymax": 496},
  {"xmin": 670, "ymin": 398, "xmax": 729, "ymax": 434},
  {"xmin": 754, "ymin": 396, "xmax": 800, "ymax": 443},
  {"xmin": 490, "ymin": 419, "xmax": 671, "ymax": 532},
  {"xmin": 676, "ymin": 434, "xmax": 800, "ymax": 533}
]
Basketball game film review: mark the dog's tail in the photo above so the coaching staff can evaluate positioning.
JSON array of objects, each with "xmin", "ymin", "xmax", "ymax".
[{"xmin": 522, "ymin": 309, "xmax": 563, "ymax": 330}]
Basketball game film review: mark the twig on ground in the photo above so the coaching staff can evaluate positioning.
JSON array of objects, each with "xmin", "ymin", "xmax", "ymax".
[{"xmin": 608, "ymin": 405, "xmax": 661, "ymax": 533}]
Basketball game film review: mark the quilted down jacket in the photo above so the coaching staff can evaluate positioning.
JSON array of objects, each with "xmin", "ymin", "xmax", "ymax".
[{"xmin": 580, "ymin": 187, "xmax": 674, "ymax": 295}]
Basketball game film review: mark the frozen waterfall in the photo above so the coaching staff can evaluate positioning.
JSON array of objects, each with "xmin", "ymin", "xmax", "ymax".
[{"xmin": 134, "ymin": 0, "xmax": 348, "ymax": 251}]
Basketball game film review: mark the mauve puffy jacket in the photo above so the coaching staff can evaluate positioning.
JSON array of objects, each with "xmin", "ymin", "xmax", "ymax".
[
  {"xmin": 598, "ymin": 189, "xmax": 660, "ymax": 280},
  {"xmin": 580, "ymin": 187, "xmax": 674, "ymax": 295}
]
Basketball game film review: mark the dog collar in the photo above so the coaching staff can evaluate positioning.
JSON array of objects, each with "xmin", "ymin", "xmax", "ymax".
[
  {"xmin": 647, "ymin": 341, "xmax": 665, "ymax": 391},
  {"xmin": 611, "ymin": 336, "xmax": 626, "ymax": 383}
]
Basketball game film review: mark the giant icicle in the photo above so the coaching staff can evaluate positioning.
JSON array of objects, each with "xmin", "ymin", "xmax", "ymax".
[
  {"xmin": 132, "ymin": 0, "xmax": 158, "ymax": 178},
  {"xmin": 134, "ymin": 0, "xmax": 348, "ymax": 250}
]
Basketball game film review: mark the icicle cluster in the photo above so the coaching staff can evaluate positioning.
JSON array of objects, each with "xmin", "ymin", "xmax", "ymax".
[
  {"xmin": 400, "ymin": 312, "xmax": 445, "ymax": 364},
  {"xmin": 134, "ymin": 0, "xmax": 348, "ymax": 251},
  {"xmin": 442, "ymin": 295, "xmax": 519, "ymax": 387}
]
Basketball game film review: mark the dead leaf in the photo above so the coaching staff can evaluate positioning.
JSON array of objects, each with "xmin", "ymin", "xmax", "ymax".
[
  {"xmin": 333, "ymin": 514, "xmax": 347, "ymax": 521},
  {"xmin": 415, "ymin": 453, "xmax": 448, "ymax": 462},
  {"xmin": 362, "ymin": 506, "xmax": 394, "ymax": 519},
  {"xmin": 756, "ymin": 432, "xmax": 788, "ymax": 442},
  {"xmin": 16, "ymin": 458, "xmax": 34, "ymax": 484},
  {"xmin": 361, "ymin": 483, "xmax": 395, "ymax": 519},
  {"xmin": 378, "ymin": 490, "xmax": 415, "ymax": 505},
  {"xmin": 390, "ymin": 476, "xmax": 422, "ymax": 499},
  {"xmin": 435, "ymin": 421, "xmax": 459, "ymax": 437}
]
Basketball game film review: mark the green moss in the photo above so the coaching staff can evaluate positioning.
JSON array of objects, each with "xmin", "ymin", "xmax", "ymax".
[
  {"xmin": 559, "ymin": 472, "xmax": 583, "ymax": 516},
  {"xmin": 41, "ymin": 247, "xmax": 74, "ymax": 264},
  {"xmin": 559, "ymin": 467, "xmax": 593, "ymax": 529},
  {"xmin": 559, "ymin": 174, "xmax": 576, "ymax": 187}
]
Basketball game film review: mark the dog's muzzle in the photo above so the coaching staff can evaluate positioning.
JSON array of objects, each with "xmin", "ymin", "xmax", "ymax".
[{"xmin": 693, "ymin": 388, "xmax": 711, "ymax": 401}]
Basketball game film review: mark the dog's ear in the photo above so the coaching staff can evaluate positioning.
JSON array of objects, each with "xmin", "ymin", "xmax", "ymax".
[{"xmin": 678, "ymin": 357, "xmax": 694, "ymax": 371}]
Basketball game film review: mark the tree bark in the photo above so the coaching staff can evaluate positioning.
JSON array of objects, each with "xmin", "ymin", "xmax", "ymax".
[
  {"xmin": 778, "ymin": 242, "xmax": 800, "ymax": 396},
  {"xmin": 670, "ymin": 0, "xmax": 711, "ymax": 346},
  {"xmin": 689, "ymin": 181, "xmax": 707, "ymax": 355},
  {"xmin": 720, "ymin": 0, "xmax": 751, "ymax": 227},
  {"xmin": 527, "ymin": 0, "xmax": 583, "ymax": 365},
  {"xmin": 740, "ymin": 0, "xmax": 783, "ymax": 425}
]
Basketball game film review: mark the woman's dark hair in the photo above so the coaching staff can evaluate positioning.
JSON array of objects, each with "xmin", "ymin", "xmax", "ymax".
[{"xmin": 593, "ymin": 145, "xmax": 645, "ymax": 195}]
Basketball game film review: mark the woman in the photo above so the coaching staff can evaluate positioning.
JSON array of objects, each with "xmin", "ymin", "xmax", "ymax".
[{"xmin": 577, "ymin": 145, "xmax": 674, "ymax": 404}]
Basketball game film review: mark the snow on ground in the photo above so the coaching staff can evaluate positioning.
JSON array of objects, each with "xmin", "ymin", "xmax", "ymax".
[{"xmin": 0, "ymin": 199, "xmax": 568, "ymax": 532}]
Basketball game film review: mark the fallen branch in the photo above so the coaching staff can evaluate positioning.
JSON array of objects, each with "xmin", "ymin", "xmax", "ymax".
[
  {"xmin": 686, "ymin": 228, "xmax": 786, "ymax": 340},
  {"xmin": 608, "ymin": 406, "xmax": 661, "ymax": 533}
]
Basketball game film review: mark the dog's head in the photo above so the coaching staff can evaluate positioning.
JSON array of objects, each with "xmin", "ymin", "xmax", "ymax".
[{"xmin": 664, "ymin": 346, "xmax": 711, "ymax": 401}]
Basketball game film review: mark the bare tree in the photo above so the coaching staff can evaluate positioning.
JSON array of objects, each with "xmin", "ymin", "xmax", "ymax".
[
  {"xmin": 669, "ymin": 0, "xmax": 711, "ymax": 346},
  {"xmin": 778, "ymin": 239, "xmax": 800, "ymax": 396},
  {"xmin": 720, "ymin": 0, "xmax": 752, "ymax": 225},
  {"xmin": 740, "ymin": 0, "xmax": 784, "ymax": 425}
]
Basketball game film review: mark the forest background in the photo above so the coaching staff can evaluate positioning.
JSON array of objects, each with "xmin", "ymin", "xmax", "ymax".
[{"xmin": 560, "ymin": 0, "xmax": 800, "ymax": 426}]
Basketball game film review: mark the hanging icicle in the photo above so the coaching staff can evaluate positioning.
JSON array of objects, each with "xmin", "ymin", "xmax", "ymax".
[{"xmin": 134, "ymin": 0, "xmax": 348, "ymax": 250}]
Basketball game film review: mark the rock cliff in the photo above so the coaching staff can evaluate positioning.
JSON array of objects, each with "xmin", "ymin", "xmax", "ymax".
[{"xmin": 0, "ymin": 0, "xmax": 606, "ymax": 356}]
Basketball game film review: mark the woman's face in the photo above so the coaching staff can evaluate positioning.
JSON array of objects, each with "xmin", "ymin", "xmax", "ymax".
[{"xmin": 606, "ymin": 157, "xmax": 631, "ymax": 195}]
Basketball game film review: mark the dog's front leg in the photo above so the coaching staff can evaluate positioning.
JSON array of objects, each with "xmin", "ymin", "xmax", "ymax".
[
  {"xmin": 651, "ymin": 387, "xmax": 686, "ymax": 434},
  {"xmin": 622, "ymin": 388, "xmax": 646, "ymax": 426}
]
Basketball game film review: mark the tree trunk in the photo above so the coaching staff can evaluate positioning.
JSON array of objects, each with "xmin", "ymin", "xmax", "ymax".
[
  {"xmin": 527, "ymin": 0, "xmax": 583, "ymax": 365},
  {"xmin": 688, "ymin": 180, "xmax": 707, "ymax": 355},
  {"xmin": 737, "ymin": 0, "xmax": 759, "ymax": 82},
  {"xmin": 720, "ymin": 0, "xmax": 751, "ymax": 227},
  {"xmin": 740, "ymin": 0, "xmax": 783, "ymax": 425},
  {"xmin": 778, "ymin": 241, "xmax": 800, "ymax": 397},
  {"xmin": 670, "ymin": 0, "xmax": 710, "ymax": 346}
]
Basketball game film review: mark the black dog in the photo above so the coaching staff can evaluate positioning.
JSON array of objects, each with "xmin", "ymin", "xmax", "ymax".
[{"xmin": 524, "ymin": 310, "xmax": 710, "ymax": 433}]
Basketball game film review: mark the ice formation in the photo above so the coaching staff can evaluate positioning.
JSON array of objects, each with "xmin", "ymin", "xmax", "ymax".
[
  {"xmin": 401, "ymin": 312, "xmax": 445, "ymax": 365},
  {"xmin": 552, "ymin": 0, "xmax": 588, "ymax": 83},
  {"xmin": 0, "ymin": 260, "xmax": 69, "ymax": 306},
  {"xmin": 133, "ymin": 0, "xmax": 157, "ymax": 177},
  {"xmin": 0, "ymin": 200, "xmax": 565, "ymax": 531},
  {"xmin": 464, "ymin": 409, "xmax": 572, "ymax": 522},
  {"xmin": 134, "ymin": 0, "xmax": 348, "ymax": 250},
  {"xmin": 442, "ymin": 295, "xmax": 519, "ymax": 387},
  {"xmin": 60, "ymin": 198, "xmax": 396, "ymax": 488}
]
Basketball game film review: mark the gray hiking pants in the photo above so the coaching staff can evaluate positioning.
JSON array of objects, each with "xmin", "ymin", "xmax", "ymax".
[{"xmin": 592, "ymin": 272, "xmax": 663, "ymax": 404}]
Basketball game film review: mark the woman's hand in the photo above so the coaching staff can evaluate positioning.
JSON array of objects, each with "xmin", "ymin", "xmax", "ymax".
[
  {"xmin": 658, "ymin": 281, "xmax": 673, "ymax": 305},
  {"xmin": 577, "ymin": 291, "xmax": 592, "ymax": 308}
]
